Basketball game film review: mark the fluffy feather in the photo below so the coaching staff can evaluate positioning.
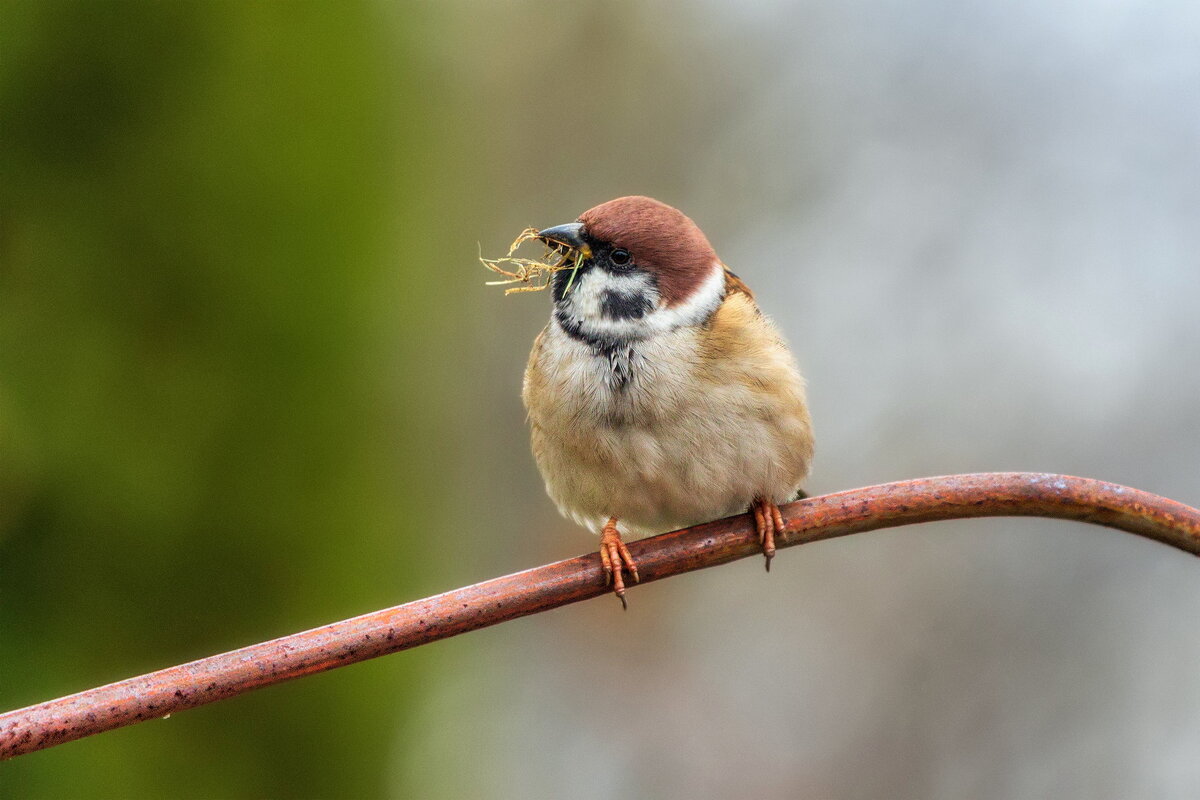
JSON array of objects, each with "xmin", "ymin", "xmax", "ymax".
[{"xmin": 524, "ymin": 264, "xmax": 813, "ymax": 538}]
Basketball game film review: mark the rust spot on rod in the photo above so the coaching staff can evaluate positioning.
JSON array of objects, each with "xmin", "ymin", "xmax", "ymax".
[{"xmin": 1, "ymin": 472, "xmax": 1197, "ymax": 759}]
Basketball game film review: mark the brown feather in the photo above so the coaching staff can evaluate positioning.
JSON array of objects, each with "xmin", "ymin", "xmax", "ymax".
[
  {"xmin": 722, "ymin": 264, "xmax": 755, "ymax": 301},
  {"xmin": 579, "ymin": 196, "xmax": 718, "ymax": 307}
]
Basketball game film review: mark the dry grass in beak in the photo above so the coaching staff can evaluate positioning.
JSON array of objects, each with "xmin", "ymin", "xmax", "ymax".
[{"xmin": 480, "ymin": 227, "xmax": 586, "ymax": 295}]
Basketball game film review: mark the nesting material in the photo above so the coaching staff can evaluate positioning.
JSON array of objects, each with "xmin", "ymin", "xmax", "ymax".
[{"xmin": 480, "ymin": 227, "xmax": 586, "ymax": 295}]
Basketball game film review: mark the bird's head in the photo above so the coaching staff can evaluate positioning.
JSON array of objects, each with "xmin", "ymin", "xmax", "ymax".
[{"xmin": 536, "ymin": 196, "xmax": 727, "ymax": 344}]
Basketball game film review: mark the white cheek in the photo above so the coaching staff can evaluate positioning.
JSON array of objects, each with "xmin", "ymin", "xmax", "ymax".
[
  {"xmin": 569, "ymin": 270, "xmax": 656, "ymax": 315},
  {"xmin": 558, "ymin": 261, "xmax": 726, "ymax": 341},
  {"xmin": 560, "ymin": 269, "xmax": 660, "ymax": 338}
]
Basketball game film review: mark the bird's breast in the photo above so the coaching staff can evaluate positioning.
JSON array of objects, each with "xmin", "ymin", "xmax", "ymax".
[{"xmin": 528, "ymin": 320, "xmax": 700, "ymax": 425}]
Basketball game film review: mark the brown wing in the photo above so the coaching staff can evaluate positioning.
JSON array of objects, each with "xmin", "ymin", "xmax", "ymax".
[{"xmin": 722, "ymin": 263, "xmax": 755, "ymax": 301}]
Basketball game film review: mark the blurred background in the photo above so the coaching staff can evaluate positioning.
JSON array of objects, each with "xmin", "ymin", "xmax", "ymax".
[{"xmin": 2, "ymin": 1, "xmax": 1198, "ymax": 797}]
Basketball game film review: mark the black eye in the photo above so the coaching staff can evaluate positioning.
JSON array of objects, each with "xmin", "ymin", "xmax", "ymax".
[{"xmin": 610, "ymin": 248, "xmax": 632, "ymax": 267}]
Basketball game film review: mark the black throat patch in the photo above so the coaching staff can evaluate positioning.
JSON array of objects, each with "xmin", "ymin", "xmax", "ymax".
[{"xmin": 553, "ymin": 311, "xmax": 638, "ymax": 391}]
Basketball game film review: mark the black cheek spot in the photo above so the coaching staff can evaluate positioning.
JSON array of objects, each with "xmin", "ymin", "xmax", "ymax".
[{"xmin": 600, "ymin": 290, "xmax": 653, "ymax": 321}]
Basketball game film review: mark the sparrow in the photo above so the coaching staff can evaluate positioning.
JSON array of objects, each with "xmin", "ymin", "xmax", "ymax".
[{"xmin": 521, "ymin": 196, "xmax": 814, "ymax": 606}]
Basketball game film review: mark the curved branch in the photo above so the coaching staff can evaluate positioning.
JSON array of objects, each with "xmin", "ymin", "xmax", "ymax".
[{"xmin": 2, "ymin": 472, "xmax": 1198, "ymax": 759}]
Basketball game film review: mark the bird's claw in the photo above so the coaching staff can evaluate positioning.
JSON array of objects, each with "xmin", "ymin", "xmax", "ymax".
[
  {"xmin": 752, "ymin": 497, "xmax": 786, "ymax": 571},
  {"xmin": 600, "ymin": 519, "xmax": 639, "ymax": 608}
]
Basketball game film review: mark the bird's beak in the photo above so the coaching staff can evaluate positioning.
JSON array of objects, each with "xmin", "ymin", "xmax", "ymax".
[{"xmin": 536, "ymin": 222, "xmax": 592, "ymax": 260}]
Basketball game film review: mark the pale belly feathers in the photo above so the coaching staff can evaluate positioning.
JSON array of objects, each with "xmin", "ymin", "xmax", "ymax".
[{"xmin": 523, "ymin": 304, "xmax": 813, "ymax": 538}]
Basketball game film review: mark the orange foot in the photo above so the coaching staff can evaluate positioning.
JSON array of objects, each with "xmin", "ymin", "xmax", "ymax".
[
  {"xmin": 752, "ymin": 497, "xmax": 786, "ymax": 571},
  {"xmin": 599, "ymin": 517, "xmax": 639, "ymax": 609}
]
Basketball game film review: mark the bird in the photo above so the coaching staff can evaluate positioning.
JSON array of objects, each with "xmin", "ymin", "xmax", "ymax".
[{"xmin": 521, "ymin": 196, "xmax": 814, "ymax": 606}]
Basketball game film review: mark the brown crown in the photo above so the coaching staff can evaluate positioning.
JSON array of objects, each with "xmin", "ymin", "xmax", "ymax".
[{"xmin": 579, "ymin": 196, "xmax": 718, "ymax": 306}]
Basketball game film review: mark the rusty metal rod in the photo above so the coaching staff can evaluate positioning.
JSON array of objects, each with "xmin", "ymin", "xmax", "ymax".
[{"xmin": 3, "ymin": 472, "xmax": 1198, "ymax": 759}]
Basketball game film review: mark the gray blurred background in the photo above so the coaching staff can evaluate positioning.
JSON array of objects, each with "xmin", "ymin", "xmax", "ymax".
[{"xmin": 2, "ymin": 1, "xmax": 1198, "ymax": 798}]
